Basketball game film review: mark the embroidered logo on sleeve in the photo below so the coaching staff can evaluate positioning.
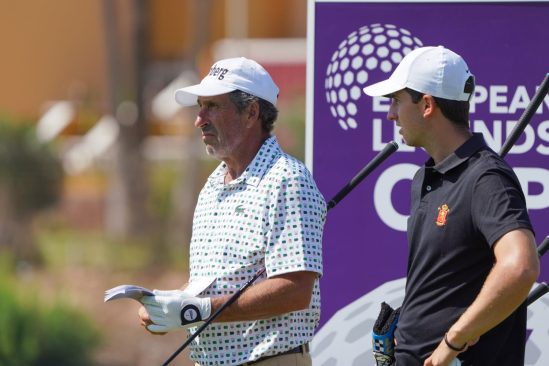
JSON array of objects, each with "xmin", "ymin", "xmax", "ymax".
[
  {"xmin": 235, "ymin": 204, "xmax": 246, "ymax": 214},
  {"xmin": 436, "ymin": 204, "xmax": 450, "ymax": 226}
]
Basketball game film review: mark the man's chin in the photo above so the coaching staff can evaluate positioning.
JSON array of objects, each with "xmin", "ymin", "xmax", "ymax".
[
  {"xmin": 206, "ymin": 146, "xmax": 224, "ymax": 160},
  {"xmin": 402, "ymin": 137, "xmax": 417, "ymax": 147},
  {"xmin": 206, "ymin": 146, "xmax": 216, "ymax": 157}
]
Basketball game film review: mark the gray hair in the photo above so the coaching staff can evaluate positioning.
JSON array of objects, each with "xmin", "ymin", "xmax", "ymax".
[{"xmin": 228, "ymin": 90, "xmax": 278, "ymax": 133}]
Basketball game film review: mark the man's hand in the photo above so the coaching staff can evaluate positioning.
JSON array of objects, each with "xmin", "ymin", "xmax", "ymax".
[
  {"xmin": 138, "ymin": 305, "xmax": 167, "ymax": 336},
  {"xmin": 137, "ymin": 284, "xmax": 190, "ymax": 335},
  {"xmin": 424, "ymin": 336, "xmax": 479, "ymax": 366},
  {"xmin": 140, "ymin": 289, "xmax": 211, "ymax": 333}
]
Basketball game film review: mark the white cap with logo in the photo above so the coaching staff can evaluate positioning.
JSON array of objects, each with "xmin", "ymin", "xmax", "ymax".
[
  {"xmin": 363, "ymin": 46, "xmax": 474, "ymax": 101},
  {"xmin": 174, "ymin": 57, "xmax": 279, "ymax": 107}
]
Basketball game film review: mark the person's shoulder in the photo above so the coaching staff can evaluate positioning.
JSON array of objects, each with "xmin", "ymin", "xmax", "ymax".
[
  {"xmin": 272, "ymin": 153, "xmax": 326, "ymax": 210},
  {"xmin": 469, "ymin": 146, "xmax": 514, "ymax": 174},
  {"xmin": 272, "ymin": 152, "xmax": 315, "ymax": 182},
  {"xmin": 467, "ymin": 146, "xmax": 522, "ymax": 190}
]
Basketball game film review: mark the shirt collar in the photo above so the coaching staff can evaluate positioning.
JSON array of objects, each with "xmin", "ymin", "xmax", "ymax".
[
  {"xmin": 426, "ymin": 133, "xmax": 487, "ymax": 174},
  {"xmin": 207, "ymin": 136, "xmax": 282, "ymax": 188}
]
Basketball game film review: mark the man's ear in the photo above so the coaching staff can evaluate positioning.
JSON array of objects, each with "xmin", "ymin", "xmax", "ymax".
[
  {"xmin": 245, "ymin": 102, "xmax": 260, "ymax": 128},
  {"xmin": 422, "ymin": 95, "xmax": 436, "ymax": 118}
]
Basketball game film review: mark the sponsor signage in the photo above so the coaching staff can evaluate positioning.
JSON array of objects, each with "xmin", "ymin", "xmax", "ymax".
[{"xmin": 306, "ymin": 1, "xmax": 549, "ymax": 364}]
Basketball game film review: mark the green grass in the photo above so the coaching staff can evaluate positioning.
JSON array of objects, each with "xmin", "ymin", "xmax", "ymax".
[{"xmin": 0, "ymin": 256, "xmax": 102, "ymax": 366}]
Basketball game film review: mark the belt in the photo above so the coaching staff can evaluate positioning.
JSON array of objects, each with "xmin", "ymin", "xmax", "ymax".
[{"xmin": 241, "ymin": 343, "xmax": 310, "ymax": 366}]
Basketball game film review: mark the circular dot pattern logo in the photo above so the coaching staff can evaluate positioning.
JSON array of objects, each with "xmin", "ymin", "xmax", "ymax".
[{"xmin": 325, "ymin": 24, "xmax": 423, "ymax": 131}]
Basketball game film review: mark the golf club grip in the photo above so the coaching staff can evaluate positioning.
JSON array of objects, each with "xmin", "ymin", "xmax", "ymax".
[
  {"xmin": 162, "ymin": 267, "xmax": 267, "ymax": 366},
  {"xmin": 499, "ymin": 74, "xmax": 549, "ymax": 158},
  {"xmin": 537, "ymin": 236, "xmax": 549, "ymax": 259},
  {"xmin": 327, "ymin": 141, "xmax": 399, "ymax": 211},
  {"xmin": 526, "ymin": 282, "xmax": 549, "ymax": 306}
]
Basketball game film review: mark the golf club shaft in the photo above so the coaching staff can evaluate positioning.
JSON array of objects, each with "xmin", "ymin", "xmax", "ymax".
[
  {"xmin": 499, "ymin": 74, "xmax": 549, "ymax": 158},
  {"xmin": 537, "ymin": 236, "xmax": 549, "ymax": 259},
  {"xmin": 327, "ymin": 141, "xmax": 399, "ymax": 211},
  {"xmin": 527, "ymin": 282, "xmax": 549, "ymax": 306}
]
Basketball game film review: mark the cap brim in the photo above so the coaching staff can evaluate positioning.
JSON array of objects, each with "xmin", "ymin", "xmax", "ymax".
[
  {"xmin": 363, "ymin": 79, "xmax": 405, "ymax": 97},
  {"xmin": 174, "ymin": 83, "xmax": 237, "ymax": 106}
]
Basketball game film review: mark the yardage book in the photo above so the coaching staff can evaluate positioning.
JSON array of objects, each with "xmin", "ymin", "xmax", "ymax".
[
  {"xmin": 104, "ymin": 285, "xmax": 154, "ymax": 303},
  {"xmin": 104, "ymin": 276, "xmax": 216, "ymax": 303}
]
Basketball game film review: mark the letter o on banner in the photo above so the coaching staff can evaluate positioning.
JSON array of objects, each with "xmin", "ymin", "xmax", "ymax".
[{"xmin": 374, "ymin": 163, "xmax": 420, "ymax": 231}]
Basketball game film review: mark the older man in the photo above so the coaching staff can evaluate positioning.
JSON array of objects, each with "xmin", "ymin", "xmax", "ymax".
[
  {"xmin": 138, "ymin": 57, "xmax": 326, "ymax": 366},
  {"xmin": 363, "ymin": 46, "xmax": 539, "ymax": 366}
]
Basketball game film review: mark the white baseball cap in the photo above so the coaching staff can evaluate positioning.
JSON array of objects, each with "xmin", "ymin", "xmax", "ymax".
[
  {"xmin": 174, "ymin": 57, "xmax": 279, "ymax": 106},
  {"xmin": 363, "ymin": 46, "xmax": 474, "ymax": 101}
]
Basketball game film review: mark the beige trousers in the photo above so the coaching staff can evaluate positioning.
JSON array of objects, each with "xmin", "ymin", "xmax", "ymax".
[{"xmin": 195, "ymin": 352, "xmax": 312, "ymax": 366}]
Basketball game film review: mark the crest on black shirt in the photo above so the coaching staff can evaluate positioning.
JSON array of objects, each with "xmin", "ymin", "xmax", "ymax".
[{"xmin": 436, "ymin": 204, "xmax": 450, "ymax": 226}]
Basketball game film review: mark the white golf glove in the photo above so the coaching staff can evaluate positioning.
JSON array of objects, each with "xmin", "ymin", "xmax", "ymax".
[{"xmin": 141, "ymin": 289, "xmax": 211, "ymax": 333}]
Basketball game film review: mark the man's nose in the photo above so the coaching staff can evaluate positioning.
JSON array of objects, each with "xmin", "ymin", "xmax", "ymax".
[
  {"xmin": 195, "ymin": 110, "xmax": 209, "ymax": 128},
  {"xmin": 387, "ymin": 104, "xmax": 397, "ymax": 121}
]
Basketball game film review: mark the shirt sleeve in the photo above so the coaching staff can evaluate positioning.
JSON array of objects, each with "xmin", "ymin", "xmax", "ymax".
[
  {"xmin": 471, "ymin": 160, "xmax": 534, "ymax": 248},
  {"xmin": 264, "ymin": 173, "xmax": 326, "ymax": 278}
]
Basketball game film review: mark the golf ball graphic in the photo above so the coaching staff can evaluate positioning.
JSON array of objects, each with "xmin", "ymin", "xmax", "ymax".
[
  {"xmin": 311, "ymin": 278, "xmax": 405, "ymax": 366},
  {"xmin": 311, "ymin": 279, "xmax": 549, "ymax": 365},
  {"xmin": 324, "ymin": 24, "xmax": 423, "ymax": 130}
]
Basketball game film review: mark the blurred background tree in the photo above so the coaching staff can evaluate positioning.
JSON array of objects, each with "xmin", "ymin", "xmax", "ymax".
[
  {"xmin": 0, "ymin": 118, "xmax": 63, "ymax": 262},
  {"xmin": 0, "ymin": 0, "xmax": 307, "ymax": 364}
]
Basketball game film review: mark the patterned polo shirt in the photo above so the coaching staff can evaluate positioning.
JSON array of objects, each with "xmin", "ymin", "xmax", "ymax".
[{"xmin": 187, "ymin": 136, "xmax": 326, "ymax": 365}]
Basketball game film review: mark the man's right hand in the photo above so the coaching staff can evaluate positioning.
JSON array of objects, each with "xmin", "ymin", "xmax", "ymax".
[
  {"xmin": 137, "ymin": 283, "xmax": 190, "ymax": 335},
  {"xmin": 138, "ymin": 306, "xmax": 167, "ymax": 336},
  {"xmin": 423, "ymin": 336, "xmax": 479, "ymax": 366},
  {"xmin": 141, "ymin": 289, "xmax": 211, "ymax": 333}
]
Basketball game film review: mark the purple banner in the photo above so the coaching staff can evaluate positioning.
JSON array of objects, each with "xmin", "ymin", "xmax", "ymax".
[{"xmin": 309, "ymin": 2, "xmax": 549, "ymax": 364}]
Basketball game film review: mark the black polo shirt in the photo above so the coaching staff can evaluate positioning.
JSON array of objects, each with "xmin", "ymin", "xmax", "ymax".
[{"xmin": 394, "ymin": 133, "xmax": 534, "ymax": 366}]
